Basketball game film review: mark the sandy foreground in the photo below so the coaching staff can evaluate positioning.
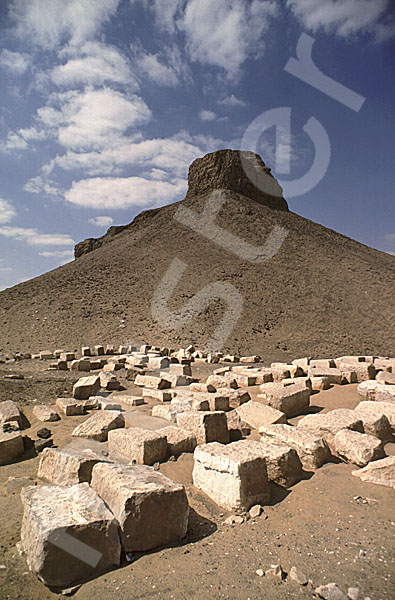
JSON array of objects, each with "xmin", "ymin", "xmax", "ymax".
[{"xmin": 0, "ymin": 359, "xmax": 394, "ymax": 600}]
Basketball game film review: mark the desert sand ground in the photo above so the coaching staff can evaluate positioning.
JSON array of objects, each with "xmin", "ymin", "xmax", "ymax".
[{"xmin": 0, "ymin": 359, "xmax": 394, "ymax": 600}]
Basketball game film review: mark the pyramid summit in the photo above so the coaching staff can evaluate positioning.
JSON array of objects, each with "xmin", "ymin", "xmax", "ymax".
[{"xmin": 0, "ymin": 150, "xmax": 394, "ymax": 359}]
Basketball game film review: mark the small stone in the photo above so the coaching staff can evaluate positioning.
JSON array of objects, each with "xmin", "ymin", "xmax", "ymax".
[
  {"xmin": 224, "ymin": 515, "xmax": 244, "ymax": 525},
  {"xmin": 248, "ymin": 505, "xmax": 262, "ymax": 519},
  {"xmin": 37, "ymin": 427, "xmax": 51, "ymax": 439},
  {"xmin": 265, "ymin": 564, "xmax": 284, "ymax": 580},
  {"xmin": 348, "ymin": 588, "xmax": 359, "ymax": 600},
  {"xmin": 34, "ymin": 438, "xmax": 53, "ymax": 453},
  {"xmin": 289, "ymin": 566, "xmax": 308, "ymax": 585},
  {"xmin": 256, "ymin": 569, "xmax": 264, "ymax": 577},
  {"xmin": 315, "ymin": 583, "xmax": 347, "ymax": 600}
]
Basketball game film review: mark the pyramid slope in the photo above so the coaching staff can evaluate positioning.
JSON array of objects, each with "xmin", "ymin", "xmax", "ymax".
[{"xmin": 1, "ymin": 151, "xmax": 394, "ymax": 359}]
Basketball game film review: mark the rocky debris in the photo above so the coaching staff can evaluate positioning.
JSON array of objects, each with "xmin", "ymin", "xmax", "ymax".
[
  {"xmin": 332, "ymin": 429, "xmax": 385, "ymax": 467},
  {"xmin": 35, "ymin": 438, "xmax": 53, "ymax": 453},
  {"xmin": 108, "ymin": 427, "xmax": 168, "ymax": 465},
  {"xmin": 347, "ymin": 588, "xmax": 359, "ymax": 600},
  {"xmin": 176, "ymin": 411, "xmax": 229, "ymax": 444},
  {"xmin": 258, "ymin": 382, "xmax": 310, "ymax": 418},
  {"xmin": 315, "ymin": 582, "xmax": 347, "ymax": 599},
  {"xmin": 258, "ymin": 438, "xmax": 303, "ymax": 487},
  {"xmin": 90, "ymin": 463, "xmax": 189, "ymax": 552},
  {"xmin": 258, "ymin": 424, "xmax": 330, "ymax": 470},
  {"xmin": 225, "ymin": 515, "xmax": 244, "ymax": 525},
  {"xmin": 38, "ymin": 447, "xmax": 105, "ymax": 485},
  {"xmin": 289, "ymin": 565, "xmax": 308, "ymax": 585},
  {"xmin": 352, "ymin": 456, "xmax": 395, "ymax": 489},
  {"xmin": 72, "ymin": 411, "xmax": 125, "ymax": 442},
  {"xmin": 20, "ymin": 483, "xmax": 121, "ymax": 588},
  {"xmin": 236, "ymin": 401, "xmax": 286, "ymax": 430},
  {"xmin": 185, "ymin": 149, "xmax": 288, "ymax": 210},
  {"xmin": 265, "ymin": 563, "xmax": 285, "ymax": 580},
  {"xmin": 134, "ymin": 374, "xmax": 171, "ymax": 390},
  {"xmin": 0, "ymin": 431, "xmax": 24, "ymax": 465},
  {"xmin": 355, "ymin": 400, "xmax": 395, "ymax": 431},
  {"xmin": 297, "ymin": 409, "xmax": 363, "ymax": 450},
  {"xmin": 0, "ymin": 400, "xmax": 22, "ymax": 429},
  {"xmin": 248, "ymin": 504, "xmax": 263, "ymax": 518},
  {"xmin": 99, "ymin": 372, "xmax": 120, "ymax": 391},
  {"xmin": 37, "ymin": 427, "xmax": 51, "ymax": 439},
  {"xmin": 73, "ymin": 375, "xmax": 100, "ymax": 400},
  {"xmin": 32, "ymin": 405, "xmax": 60, "ymax": 422},
  {"xmin": 193, "ymin": 440, "xmax": 270, "ymax": 511},
  {"xmin": 159, "ymin": 426, "xmax": 197, "ymax": 457}
]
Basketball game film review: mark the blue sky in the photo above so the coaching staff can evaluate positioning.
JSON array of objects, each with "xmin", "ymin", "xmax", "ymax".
[{"xmin": 0, "ymin": 0, "xmax": 394, "ymax": 291}]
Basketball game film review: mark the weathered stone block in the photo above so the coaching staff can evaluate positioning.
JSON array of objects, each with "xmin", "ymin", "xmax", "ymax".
[
  {"xmin": 72, "ymin": 410, "xmax": 124, "ymax": 442},
  {"xmin": 38, "ymin": 447, "xmax": 105, "ymax": 485},
  {"xmin": 352, "ymin": 456, "xmax": 395, "ymax": 489},
  {"xmin": 258, "ymin": 383, "xmax": 310, "ymax": 418},
  {"xmin": 134, "ymin": 374, "xmax": 171, "ymax": 389},
  {"xmin": 0, "ymin": 431, "xmax": 24, "ymax": 465},
  {"xmin": 55, "ymin": 397, "xmax": 85, "ymax": 416},
  {"xmin": 206, "ymin": 374, "xmax": 238, "ymax": 389},
  {"xmin": 91, "ymin": 463, "xmax": 189, "ymax": 552},
  {"xmin": 297, "ymin": 409, "xmax": 363, "ymax": 451},
  {"xmin": 228, "ymin": 389, "xmax": 251, "ymax": 408},
  {"xmin": 152, "ymin": 402, "xmax": 191, "ymax": 423},
  {"xmin": 337, "ymin": 361, "xmax": 376, "ymax": 382},
  {"xmin": 0, "ymin": 400, "xmax": 22, "ymax": 428},
  {"xmin": 142, "ymin": 388, "xmax": 174, "ymax": 402},
  {"xmin": 332, "ymin": 429, "xmax": 385, "ymax": 467},
  {"xmin": 307, "ymin": 367, "xmax": 342, "ymax": 385},
  {"xmin": 258, "ymin": 438, "xmax": 303, "ymax": 487},
  {"xmin": 99, "ymin": 372, "xmax": 120, "ymax": 391},
  {"xmin": 33, "ymin": 405, "xmax": 60, "ymax": 423},
  {"xmin": 20, "ymin": 483, "xmax": 121, "ymax": 588},
  {"xmin": 193, "ymin": 440, "xmax": 270, "ymax": 511},
  {"xmin": 355, "ymin": 400, "xmax": 395, "ymax": 431},
  {"xmin": 108, "ymin": 427, "xmax": 167, "ymax": 465},
  {"xmin": 170, "ymin": 364, "xmax": 192, "ymax": 376},
  {"xmin": 73, "ymin": 375, "xmax": 100, "ymax": 400},
  {"xmin": 176, "ymin": 411, "xmax": 229, "ymax": 445},
  {"xmin": 259, "ymin": 424, "xmax": 330, "ymax": 471},
  {"xmin": 160, "ymin": 425, "xmax": 197, "ymax": 457},
  {"xmin": 236, "ymin": 401, "xmax": 286, "ymax": 430}
]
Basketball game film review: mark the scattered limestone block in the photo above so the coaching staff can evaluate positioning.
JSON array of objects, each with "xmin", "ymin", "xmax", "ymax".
[
  {"xmin": 81, "ymin": 397, "xmax": 101, "ymax": 410},
  {"xmin": 258, "ymin": 424, "xmax": 331, "ymax": 471},
  {"xmin": 376, "ymin": 370, "xmax": 395, "ymax": 385},
  {"xmin": 355, "ymin": 400, "xmax": 395, "ymax": 431},
  {"xmin": 297, "ymin": 409, "xmax": 363, "ymax": 450},
  {"xmin": 310, "ymin": 376, "xmax": 332, "ymax": 391},
  {"xmin": 98, "ymin": 399, "xmax": 121, "ymax": 411},
  {"xmin": 236, "ymin": 401, "xmax": 286, "ymax": 430},
  {"xmin": 0, "ymin": 400, "xmax": 22, "ymax": 429},
  {"xmin": 99, "ymin": 372, "xmax": 120, "ymax": 391},
  {"xmin": 258, "ymin": 438, "xmax": 303, "ymax": 487},
  {"xmin": 142, "ymin": 388, "xmax": 174, "ymax": 402},
  {"xmin": 352, "ymin": 404, "xmax": 392, "ymax": 441},
  {"xmin": 70, "ymin": 359, "xmax": 91, "ymax": 372},
  {"xmin": 352, "ymin": 456, "xmax": 395, "ymax": 489},
  {"xmin": 39, "ymin": 351, "xmax": 53, "ymax": 360},
  {"xmin": 81, "ymin": 346, "xmax": 91, "ymax": 356},
  {"xmin": 56, "ymin": 397, "xmax": 85, "ymax": 416},
  {"xmin": 159, "ymin": 426, "xmax": 197, "ymax": 457},
  {"xmin": 357, "ymin": 380, "xmax": 380, "ymax": 400},
  {"xmin": 161, "ymin": 373, "xmax": 194, "ymax": 387},
  {"xmin": 20, "ymin": 483, "xmax": 121, "ymax": 588},
  {"xmin": 271, "ymin": 366, "xmax": 290, "ymax": 382},
  {"xmin": 206, "ymin": 374, "xmax": 238, "ymax": 389},
  {"xmin": 192, "ymin": 440, "xmax": 270, "ymax": 511},
  {"xmin": 337, "ymin": 361, "xmax": 376, "ymax": 382},
  {"xmin": 152, "ymin": 403, "xmax": 191, "ymax": 423},
  {"xmin": 108, "ymin": 427, "xmax": 167, "ymax": 465},
  {"xmin": 32, "ymin": 405, "xmax": 60, "ymax": 423},
  {"xmin": 310, "ymin": 359, "xmax": 335, "ymax": 369},
  {"xmin": 201, "ymin": 393, "xmax": 229, "ymax": 412},
  {"xmin": 73, "ymin": 375, "xmax": 100, "ymax": 400},
  {"xmin": 91, "ymin": 463, "xmax": 189, "ymax": 552},
  {"xmin": 114, "ymin": 395, "xmax": 144, "ymax": 406},
  {"xmin": 147, "ymin": 356, "xmax": 170, "ymax": 370},
  {"xmin": 176, "ymin": 411, "xmax": 229, "ymax": 445},
  {"xmin": 232, "ymin": 373, "xmax": 256, "ymax": 387},
  {"xmin": 258, "ymin": 383, "xmax": 310, "ymax": 418},
  {"xmin": 271, "ymin": 363, "xmax": 304, "ymax": 378},
  {"xmin": 169, "ymin": 364, "xmax": 192, "ymax": 376},
  {"xmin": 375, "ymin": 384, "xmax": 395, "ymax": 402},
  {"xmin": 0, "ymin": 431, "xmax": 24, "ymax": 465},
  {"xmin": 332, "ymin": 429, "xmax": 385, "ymax": 467},
  {"xmin": 72, "ymin": 410, "xmax": 125, "ymax": 442},
  {"xmin": 38, "ymin": 447, "xmax": 105, "ymax": 485},
  {"xmin": 292, "ymin": 357, "xmax": 310, "ymax": 371},
  {"xmin": 229, "ymin": 389, "xmax": 251, "ymax": 408},
  {"xmin": 191, "ymin": 396, "xmax": 209, "ymax": 411},
  {"xmin": 94, "ymin": 345, "xmax": 105, "ymax": 356},
  {"xmin": 239, "ymin": 356, "xmax": 260, "ymax": 363},
  {"xmin": 190, "ymin": 382, "xmax": 216, "ymax": 393},
  {"xmin": 307, "ymin": 366, "xmax": 342, "ymax": 385},
  {"xmin": 102, "ymin": 362, "xmax": 123, "ymax": 372},
  {"xmin": 226, "ymin": 410, "xmax": 251, "ymax": 441},
  {"xmin": 134, "ymin": 374, "xmax": 171, "ymax": 390}
]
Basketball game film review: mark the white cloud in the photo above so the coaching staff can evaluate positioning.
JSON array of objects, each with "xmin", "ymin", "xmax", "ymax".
[
  {"xmin": 89, "ymin": 216, "xmax": 114, "ymax": 227},
  {"xmin": 179, "ymin": 0, "xmax": 278, "ymax": 80},
  {"xmin": 23, "ymin": 176, "xmax": 59, "ymax": 196},
  {"xmin": 384, "ymin": 233, "xmax": 395, "ymax": 241},
  {"xmin": 0, "ymin": 49, "xmax": 31, "ymax": 74},
  {"xmin": 218, "ymin": 94, "xmax": 246, "ymax": 107},
  {"xmin": 36, "ymin": 88, "xmax": 152, "ymax": 150},
  {"xmin": 0, "ymin": 199, "xmax": 17, "ymax": 224},
  {"xmin": 134, "ymin": 48, "xmax": 180, "ymax": 87},
  {"xmin": 131, "ymin": 0, "xmax": 183, "ymax": 33},
  {"xmin": 9, "ymin": 0, "xmax": 121, "ymax": 49},
  {"xmin": 50, "ymin": 41, "xmax": 138, "ymax": 88},
  {"xmin": 199, "ymin": 109, "xmax": 216, "ymax": 122},
  {"xmin": 0, "ymin": 226, "xmax": 74, "ymax": 246},
  {"xmin": 286, "ymin": 0, "xmax": 395, "ymax": 42},
  {"xmin": 39, "ymin": 249, "xmax": 74, "ymax": 257},
  {"xmin": 65, "ymin": 176, "xmax": 187, "ymax": 209}
]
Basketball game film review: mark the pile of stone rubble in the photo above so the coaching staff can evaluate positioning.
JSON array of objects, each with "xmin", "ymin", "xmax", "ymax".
[{"xmin": 0, "ymin": 345, "xmax": 394, "ymax": 590}]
